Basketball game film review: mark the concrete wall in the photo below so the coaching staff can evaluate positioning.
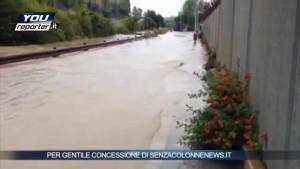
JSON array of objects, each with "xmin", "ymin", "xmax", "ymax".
[{"xmin": 202, "ymin": 0, "xmax": 300, "ymax": 169}]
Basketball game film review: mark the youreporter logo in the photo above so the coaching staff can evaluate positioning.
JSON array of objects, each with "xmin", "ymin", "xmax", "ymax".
[{"xmin": 15, "ymin": 12, "xmax": 59, "ymax": 31}]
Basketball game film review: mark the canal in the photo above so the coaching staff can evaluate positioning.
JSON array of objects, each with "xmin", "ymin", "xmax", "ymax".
[{"xmin": 0, "ymin": 32, "xmax": 206, "ymax": 169}]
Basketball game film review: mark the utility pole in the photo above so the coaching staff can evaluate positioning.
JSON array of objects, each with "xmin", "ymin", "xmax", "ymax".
[
  {"xmin": 194, "ymin": 0, "xmax": 197, "ymax": 31},
  {"xmin": 180, "ymin": 0, "xmax": 183, "ymax": 31},
  {"xmin": 194, "ymin": 0, "xmax": 201, "ymax": 32}
]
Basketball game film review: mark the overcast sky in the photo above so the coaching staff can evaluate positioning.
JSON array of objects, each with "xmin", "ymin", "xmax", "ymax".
[
  {"xmin": 130, "ymin": 0, "xmax": 212, "ymax": 17},
  {"xmin": 130, "ymin": 0, "xmax": 183, "ymax": 17}
]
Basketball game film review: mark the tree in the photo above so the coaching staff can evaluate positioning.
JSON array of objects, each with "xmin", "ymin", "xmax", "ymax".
[
  {"xmin": 132, "ymin": 6, "xmax": 142, "ymax": 19},
  {"xmin": 102, "ymin": 0, "xmax": 112, "ymax": 17},
  {"xmin": 143, "ymin": 17, "xmax": 156, "ymax": 30},
  {"xmin": 101, "ymin": 0, "xmax": 130, "ymax": 18},
  {"xmin": 118, "ymin": 0, "xmax": 130, "ymax": 17},
  {"xmin": 182, "ymin": 0, "xmax": 194, "ymax": 31},
  {"xmin": 143, "ymin": 10, "xmax": 165, "ymax": 29},
  {"xmin": 156, "ymin": 14, "xmax": 165, "ymax": 27},
  {"xmin": 177, "ymin": 0, "xmax": 206, "ymax": 31},
  {"xmin": 121, "ymin": 17, "xmax": 136, "ymax": 32}
]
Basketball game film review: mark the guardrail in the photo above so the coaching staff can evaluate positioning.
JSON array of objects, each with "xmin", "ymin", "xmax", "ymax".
[{"xmin": 0, "ymin": 35, "xmax": 148, "ymax": 65}]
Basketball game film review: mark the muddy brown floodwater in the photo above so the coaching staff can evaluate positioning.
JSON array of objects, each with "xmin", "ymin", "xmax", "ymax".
[{"xmin": 0, "ymin": 32, "xmax": 207, "ymax": 169}]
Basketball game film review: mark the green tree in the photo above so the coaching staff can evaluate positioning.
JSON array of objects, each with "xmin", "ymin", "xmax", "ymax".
[
  {"xmin": 156, "ymin": 14, "xmax": 165, "ymax": 27},
  {"xmin": 182, "ymin": 0, "xmax": 194, "ymax": 31},
  {"xmin": 102, "ymin": 0, "xmax": 112, "ymax": 17},
  {"xmin": 177, "ymin": 0, "xmax": 205, "ymax": 31},
  {"xmin": 143, "ymin": 10, "xmax": 165, "ymax": 29},
  {"xmin": 118, "ymin": 0, "xmax": 130, "ymax": 17},
  {"xmin": 132, "ymin": 6, "xmax": 142, "ymax": 19}
]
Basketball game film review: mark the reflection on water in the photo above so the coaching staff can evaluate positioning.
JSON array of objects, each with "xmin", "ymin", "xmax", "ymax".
[{"xmin": 0, "ymin": 32, "xmax": 207, "ymax": 169}]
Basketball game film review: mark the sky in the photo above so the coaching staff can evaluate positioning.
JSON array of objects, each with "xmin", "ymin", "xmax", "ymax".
[
  {"xmin": 130, "ymin": 0, "xmax": 212, "ymax": 17},
  {"xmin": 130, "ymin": 0, "xmax": 183, "ymax": 17}
]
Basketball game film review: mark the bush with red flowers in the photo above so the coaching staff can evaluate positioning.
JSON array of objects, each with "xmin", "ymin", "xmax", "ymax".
[{"xmin": 178, "ymin": 67, "xmax": 262, "ymax": 150}]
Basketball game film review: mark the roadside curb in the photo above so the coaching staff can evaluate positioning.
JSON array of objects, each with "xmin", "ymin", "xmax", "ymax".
[{"xmin": 0, "ymin": 35, "xmax": 149, "ymax": 65}]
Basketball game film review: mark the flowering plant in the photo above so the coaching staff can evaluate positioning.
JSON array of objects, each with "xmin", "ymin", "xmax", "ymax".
[{"xmin": 178, "ymin": 67, "xmax": 262, "ymax": 150}]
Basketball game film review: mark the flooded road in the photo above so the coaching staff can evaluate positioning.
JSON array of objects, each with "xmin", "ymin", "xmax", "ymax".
[{"xmin": 0, "ymin": 32, "xmax": 207, "ymax": 169}]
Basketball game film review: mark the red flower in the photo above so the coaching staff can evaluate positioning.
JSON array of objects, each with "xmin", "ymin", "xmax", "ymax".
[
  {"xmin": 239, "ymin": 96, "xmax": 248, "ymax": 102},
  {"xmin": 204, "ymin": 127, "xmax": 211, "ymax": 136},
  {"xmin": 244, "ymin": 72, "xmax": 252, "ymax": 81},
  {"xmin": 208, "ymin": 99, "xmax": 218, "ymax": 107},
  {"xmin": 222, "ymin": 95, "xmax": 228, "ymax": 101},
  {"xmin": 246, "ymin": 139, "xmax": 256, "ymax": 149},
  {"xmin": 222, "ymin": 76, "xmax": 229, "ymax": 82},
  {"xmin": 244, "ymin": 125, "xmax": 253, "ymax": 132},
  {"xmin": 215, "ymin": 136, "xmax": 222, "ymax": 145},
  {"xmin": 216, "ymin": 85, "xmax": 225, "ymax": 93},
  {"xmin": 231, "ymin": 94, "xmax": 238, "ymax": 100},
  {"xmin": 243, "ymin": 133, "xmax": 251, "ymax": 140},
  {"xmin": 224, "ymin": 142, "xmax": 232, "ymax": 149},
  {"xmin": 247, "ymin": 115, "xmax": 256, "ymax": 124},
  {"xmin": 207, "ymin": 99, "xmax": 214, "ymax": 104},
  {"xmin": 226, "ymin": 104, "xmax": 233, "ymax": 112},
  {"xmin": 234, "ymin": 113, "xmax": 242, "ymax": 120},
  {"xmin": 212, "ymin": 101, "xmax": 219, "ymax": 107}
]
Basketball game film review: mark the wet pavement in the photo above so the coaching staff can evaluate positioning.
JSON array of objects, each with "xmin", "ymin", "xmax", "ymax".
[{"xmin": 0, "ymin": 32, "xmax": 209, "ymax": 169}]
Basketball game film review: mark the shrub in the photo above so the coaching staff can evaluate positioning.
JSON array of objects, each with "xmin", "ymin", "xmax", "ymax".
[
  {"xmin": 157, "ymin": 27, "xmax": 169, "ymax": 35},
  {"xmin": 90, "ymin": 12, "xmax": 115, "ymax": 37},
  {"xmin": 78, "ymin": 10, "xmax": 93, "ymax": 37},
  {"xmin": 178, "ymin": 67, "xmax": 262, "ymax": 150},
  {"xmin": 121, "ymin": 17, "xmax": 137, "ymax": 33},
  {"xmin": 112, "ymin": 20, "xmax": 130, "ymax": 34},
  {"xmin": 54, "ymin": 10, "xmax": 76, "ymax": 41},
  {"xmin": 0, "ymin": 0, "xmax": 116, "ymax": 45}
]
